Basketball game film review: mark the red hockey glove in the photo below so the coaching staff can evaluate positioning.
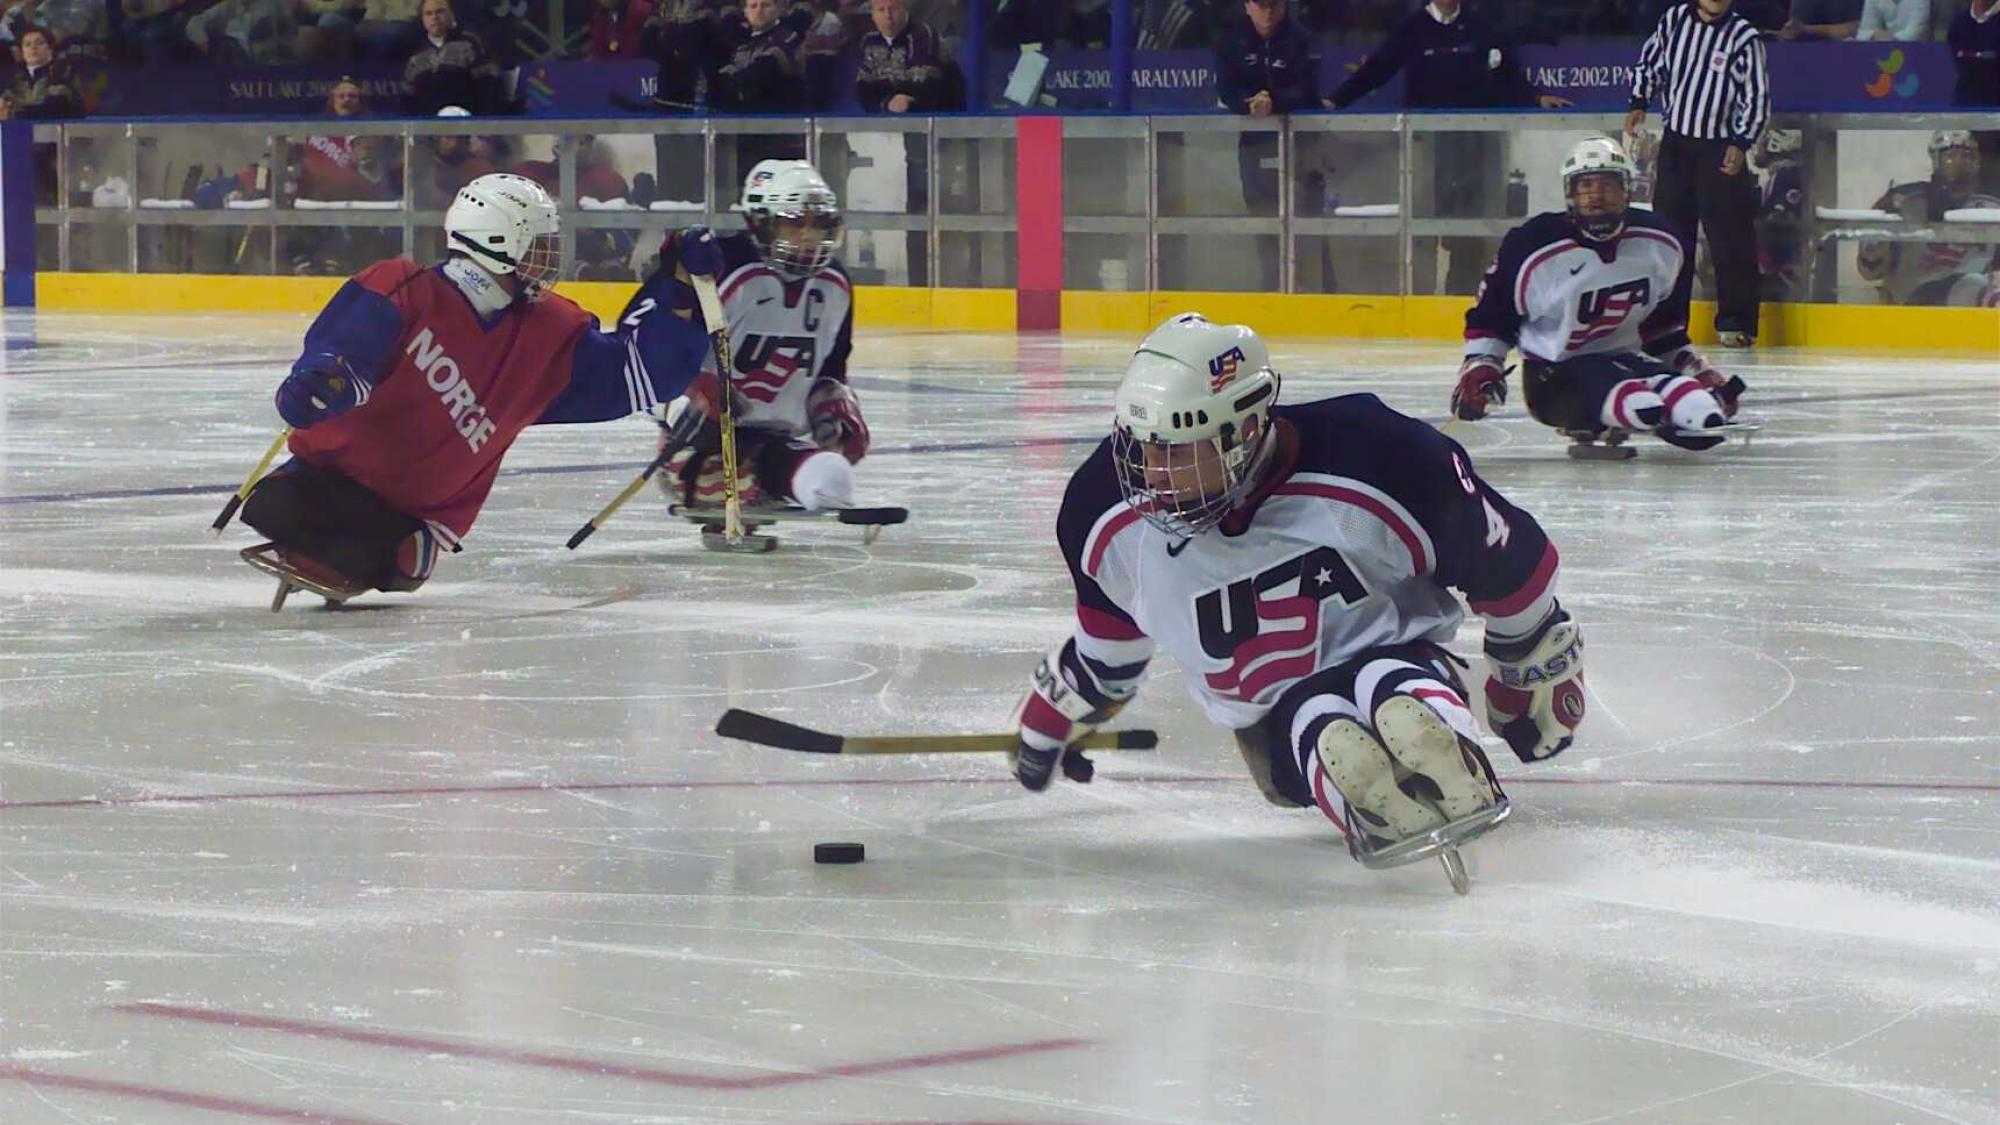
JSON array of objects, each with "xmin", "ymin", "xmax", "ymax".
[
  {"xmin": 807, "ymin": 379, "xmax": 869, "ymax": 463},
  {"xmin": 1451, "ymin": 357, "xmax": 1509, "ymax": 421}
]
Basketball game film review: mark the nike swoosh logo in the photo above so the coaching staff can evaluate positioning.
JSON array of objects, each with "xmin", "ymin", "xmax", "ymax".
[
  {"xmin": 755, "ymin": 297, "xmax": 776, "ymax": 305},
  {"xmin": 1166, "ymin": 538, "xmax": 1189, "ymax": 558},
  {"xmin": 1568, "ymin": 263, "xmax": 1586, "ymax": 275}
]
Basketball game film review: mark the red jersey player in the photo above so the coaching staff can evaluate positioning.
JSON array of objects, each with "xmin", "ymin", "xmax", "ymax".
[{"xmin": 238, "ymin": 172, "xmax": 719, "ymax": 606}]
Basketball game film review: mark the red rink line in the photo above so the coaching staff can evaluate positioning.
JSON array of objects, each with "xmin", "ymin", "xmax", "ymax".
[
  {"xmin": 0, "ymin": 772, "xmax": 1994, "ymax": 814},
  {"xmin": 115, "ymin": 1002, "xmax": 1088, "ymax": 1091},
  {"xmin": 0, "ymin": 1064, "xmax": 394, "ymax": 1124}
]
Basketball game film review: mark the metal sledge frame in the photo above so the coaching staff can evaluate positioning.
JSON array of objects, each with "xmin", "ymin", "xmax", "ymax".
[{"xmin": 239, "ymin": 543, "xmax": 360, "ymax": 612}]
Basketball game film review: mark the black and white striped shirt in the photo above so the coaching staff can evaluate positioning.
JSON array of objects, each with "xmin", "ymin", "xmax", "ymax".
[{"xmin": 1630, "ymin": 2, "xmax": 1770, "ymax": 147}]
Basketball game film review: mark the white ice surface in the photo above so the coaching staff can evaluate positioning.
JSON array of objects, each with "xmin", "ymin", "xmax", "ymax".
[{"xmin": 1, "ymin": 311, "xmax": 1996, "ymax": 1124}]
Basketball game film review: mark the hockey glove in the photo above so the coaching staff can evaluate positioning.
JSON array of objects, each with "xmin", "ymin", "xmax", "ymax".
[
  {"xmin": 1451, "ymin": 357, "xmax": 1509, "ymax": 421},
  {"xmin": 807, "ymin": 379, "xmax": 870, "ymax": 463},
  {"xmin": 671, "ymin": 225, "xmax": 723, "ymax": 280},
  {"xmin": 275, "ymin": 354, "xmax": 368, "ymax": 429},
  {"xmin": 1668, "ymin": 347, "xmax": 1745, "ymax": 417},
  {"xmin": 1009, "ymin": 637, "xmax": 1133, "ymax": 791},
  {"xmin": 1482, "ymin": 605, "xmax": 1585, "ymax": 762}
]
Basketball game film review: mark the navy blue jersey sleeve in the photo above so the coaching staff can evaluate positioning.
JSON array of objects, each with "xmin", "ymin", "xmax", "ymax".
[
  {"xmin": 294, "ymin": 276, "xmax": 404, "ymax": 385},
  {"xmin": 1410, "ymin": 423, "xmax": 1560, "ymax": 637},
  {"xmin": 535, "ymin": 282, "xmax": 709, "ymax": 425},
  {"xmin": 1296, "ymin": 398, "xmax": 1560, "ymax": 638},
  {"xmin": 1464, "ymin": 224, "xmax": 1540, "ymax": 358},
  {"xmin": 819, "ymin": 288, "xmax": 854, "ymax": 385},
  {"xmin": 1637, "ymin": 216, "xmax": 1694, "ymax": 356},
  {"xmin": 1055, "ymin": 440, "xmax": 1147, "ymax": 640},
  {"xmin": 1329, "ymin": 12, "xmax": 1416, "ymax": 108}
]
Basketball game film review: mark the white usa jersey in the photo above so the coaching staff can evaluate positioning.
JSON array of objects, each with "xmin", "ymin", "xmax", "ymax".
[
  {"xmin": 1056, "ymin": 396, "xmax": 1561, "ymax": 730},
  {"xmin": 709, "ymin": 232, "xmax": 855, "ymax": 435},
  {"xmin": 1464, "ymin": 209, "xmax": 1695, "ymax": 366}
]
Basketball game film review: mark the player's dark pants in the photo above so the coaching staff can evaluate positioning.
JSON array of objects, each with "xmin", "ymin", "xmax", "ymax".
[
  {"xmin": 241, "ymin": 459, "xmax": 422, "ymax": 587},
  {"xmin": 1522, "ymin": 352, "xmax": 1672, "ymax": 432},
  {"xmin": 1653, "ymin": 132, "xmax": 1761, "ymax": 338},
  {"xmin": 1236, "ymin": 642, "xmax": 1471, "ymax": 810}
]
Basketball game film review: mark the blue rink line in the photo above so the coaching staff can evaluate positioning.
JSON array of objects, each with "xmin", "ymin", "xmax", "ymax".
[{"xmin": 0, "ymin": 435, "xmax": 1101, "ymax": 508}]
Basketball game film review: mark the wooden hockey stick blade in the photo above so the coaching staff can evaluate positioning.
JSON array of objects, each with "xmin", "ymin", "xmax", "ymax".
[{"xmin": 714, "ymin": 709, "xmax": 1158, "ymax": 755}]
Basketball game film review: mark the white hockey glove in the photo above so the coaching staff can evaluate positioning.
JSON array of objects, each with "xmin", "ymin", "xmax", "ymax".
[
  {"xmin": 1482, "ymin": 606, "xmax": 1585, "ymax": 762},
  {"xmin": 1010, "ymin": 637, "xmax": 1132, "ymax": 791}
]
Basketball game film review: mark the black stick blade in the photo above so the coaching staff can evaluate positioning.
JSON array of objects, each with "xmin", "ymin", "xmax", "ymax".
[
  {"xmin": 566, "ymin": 523, "xmax": 596, "ymax": 550},
  {"xmin": 210, "ymin": 495, "xmax": 244, "ymax": 532},
  {"xmin": 1113, "ymin": 729, "xmax": 1159, "ymax": 750},
  {"xmin": 834, "ymin": 507, "xmax": 908, "ymax": 527},
  {"xmin": 714, "ymin": 709, "xmax": 844, "ymax": 753}
]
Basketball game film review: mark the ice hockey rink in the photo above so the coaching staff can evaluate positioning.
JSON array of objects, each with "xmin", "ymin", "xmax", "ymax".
[{"xmin": 1, "ymin": 310, "xmax": 1995, "ymax": 1124}]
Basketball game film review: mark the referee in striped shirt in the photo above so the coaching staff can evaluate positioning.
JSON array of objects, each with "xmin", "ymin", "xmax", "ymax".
[{"xmin": 1626, "ymin": 0, "xmax": 1771, "ymax": 347}]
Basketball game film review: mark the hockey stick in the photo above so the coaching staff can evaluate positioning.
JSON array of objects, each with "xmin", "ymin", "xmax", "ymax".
[
  {"xmin": 210, "ymin": 427, "xmax": 291, "ymax": 535},
  {"xmin": 716, "ymin": 708, "xmax": 1159, "ymax": 755},
  {"xmin": 564, "ymin": 434, "xmax": 683, "ymax": 549},
  {"xmin": 691, "ymin": 273, "xmax": 744, "ymax": 542}
]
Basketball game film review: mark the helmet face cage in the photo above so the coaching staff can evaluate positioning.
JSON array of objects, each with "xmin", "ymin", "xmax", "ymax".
[
  {"xmin": 750, "ymin": 193, "xmax": 842, "ymax": 277},
  {"xmin": 1564, "ymin": 168, "xmax": 1629, "ymax": 240},
  {"xmin": 1112, "ymin": 412, "xmax": 1267, "ymax": 542},
  {"xmin": 515, "ymin": 232, "xmax": 562, "ymax": 301}
]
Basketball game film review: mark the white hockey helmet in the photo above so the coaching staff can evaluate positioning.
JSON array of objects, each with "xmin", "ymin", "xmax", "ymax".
[
  {"xmin": 737, "ymin": 159, "xmax": 842, "ymax": 278},
  {"xmin": 1112, "ymin": 313, "xmax": 1281, "ymax": 541},
  {"xmin": 445, "ymin": 172, "xmax": 561, "ymax": 300},
  {"xmin": 1560, "ymin": 136, "xmax": 1636, "ymax": 241}
]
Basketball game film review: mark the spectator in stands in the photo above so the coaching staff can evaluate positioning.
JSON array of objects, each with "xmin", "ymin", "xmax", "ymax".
[
  {"xmin": 355, "ymin": 0, "xmax": 421, "ymax": 58},
  {"xmin": 1778, "ymin": 0, "xmax": 1864, "ymax": 38},
  {"xmin": 642, "ymin": 0, "xmax": 726, "ymax": 108},
  {"xmin": 1951, "ymin": 0, "xmax": 2000, "ymax": 102},
  {"xmin": 22, "ymin": 0, "xmax": 110, "ymax": 63},
  {"xmin": 713, "ymin": 0, "xmax": 806, "ymax": 111},
  {"xmin": 1328, "ymin": 0, "xmax": 1570, "ymax": 294},
  {"xmin": 187, "ymin": 0, "xmax": 300, "ymax": 62},
  {"xmin": 297, "ymin": 79, "xmax": 389, "ymax": 202},
  {"xmin": 855, "ymin": 0, "xmax": 954, "ymax": 286},
  {"xmin": 587, "ymin": 0, "xmax": 655, "ymax": 57},
  {"xmin": 291, "ymin": 77, "xmax": 394, "ymax": 274},
  {"xmin": 402, "ymin": 0, "xmax": 504, "ymax": 115},
  {"xmin": 0, "ymin": 28, "xmax": 80, "ymax": 118},
  {"xmin": 414, "ymin": 130, "xmax": 497, "ymax": 209},
  {"xmin": 116, "ymin": 0, "xmax": 202, "ymax": 65},
  {"xmin": 855, "ymin": 0, "xmax": 957, "ymax": 113},
  {"xmin": 296, "ymin": 0, "xmax": 367, "ymax": 59},
  {"xmin": 1857, "ymin": 0, "xmax": 1932, "ymax": 38},
  {"xmin": 1215, "ymin": 0, "xmax": 1317, "ymax": 289}
]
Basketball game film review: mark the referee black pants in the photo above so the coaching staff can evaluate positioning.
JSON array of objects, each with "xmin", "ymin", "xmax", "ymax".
[{"xmin": 1653, "ymin": 132, "xmax": 1760, "ymax": 338}]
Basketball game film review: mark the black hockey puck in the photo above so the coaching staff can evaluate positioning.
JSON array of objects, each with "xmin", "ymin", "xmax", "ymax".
[{"xmin": 813, "ymin": 841, "xmax": 864, "ymax": 864}]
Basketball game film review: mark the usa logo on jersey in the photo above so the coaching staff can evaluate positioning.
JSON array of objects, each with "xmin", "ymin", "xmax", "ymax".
[{"xmin": 1208, "ymin": 347, "xmax": 1245, "ymax": 391}]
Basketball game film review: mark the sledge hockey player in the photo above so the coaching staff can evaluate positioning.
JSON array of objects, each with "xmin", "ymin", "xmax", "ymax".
[
  {"xmin": 1451, "ymin": 137, "xmax": 1748, "ymax": 455},
  {"xmin": 1856, "ymin": 131, "xmax": 2000, "ymax": 308},
  {"xmin": 238, "ymin": 172, "xmax": 718, "ymax": 606},
  {"xmin": 631, "ymin": 159, "xmax": 868, "ymax": 522},
  {"xmin": 1010, "ymin": 313, "xmax": 1584, "ymax": 889}
]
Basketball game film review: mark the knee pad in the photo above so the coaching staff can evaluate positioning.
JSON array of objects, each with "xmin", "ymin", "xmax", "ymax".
[
  {"xmin": 1649, "ymin": 373, "xmax": 1727, "ymax": 434},
  {"xmin": 1600, "ymin": 378, "xmax": 1665, "ymax": 431},
  {"xmin": 380, "ymin": 527, "xmax": 440, "ymax": 592},
  {"xmin": 789, "ymin": 449, "xmax": 855, "ymax": 512}
]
